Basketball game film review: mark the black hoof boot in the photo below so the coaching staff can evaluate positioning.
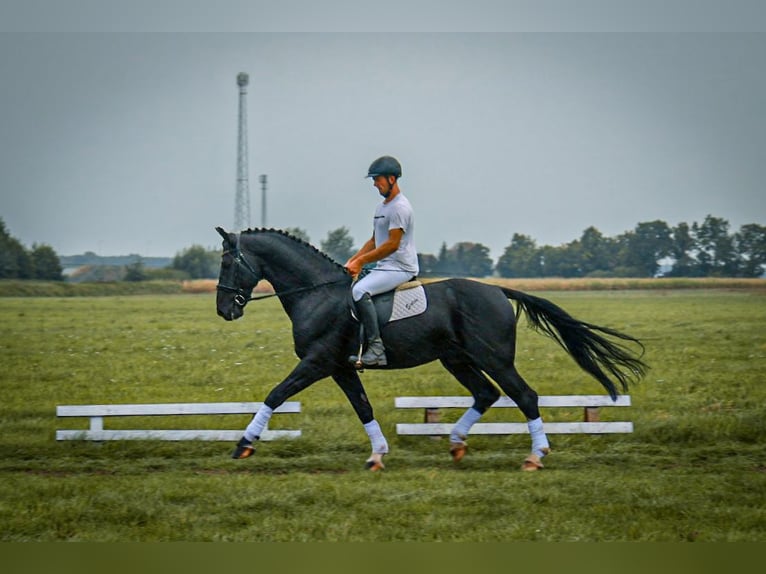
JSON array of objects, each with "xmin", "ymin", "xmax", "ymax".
[
  {"xmin": 231, "ymin": 436, "xmax": 256, "ymax": 459},
  {"xmin": 359, "ymin": 338, "xmax": 387, "ymax": 367}
]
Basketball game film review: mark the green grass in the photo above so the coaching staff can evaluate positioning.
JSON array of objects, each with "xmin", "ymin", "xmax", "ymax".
[{"xmin": 1, "ymin": 289, "xmax": 765, "ymax": 541}]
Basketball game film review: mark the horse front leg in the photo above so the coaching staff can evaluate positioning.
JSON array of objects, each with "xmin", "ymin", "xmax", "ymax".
[
  {"xmin": 332, "ymin": 368, "xmax": 388, "ymax": 471},
  {"xmin": 232, "ymin": 357, "xmax": 331, "ymax": 460}
]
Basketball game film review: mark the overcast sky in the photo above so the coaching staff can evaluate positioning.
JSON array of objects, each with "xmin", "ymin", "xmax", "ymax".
[{"xmin": 1, "ymin": 2, "xmax": 765, "ymax": 259}]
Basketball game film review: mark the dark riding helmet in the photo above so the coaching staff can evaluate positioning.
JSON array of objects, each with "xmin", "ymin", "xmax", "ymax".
[{"xmin": 366, "ymin": 156, "xmax": 402, "ymax": 179}]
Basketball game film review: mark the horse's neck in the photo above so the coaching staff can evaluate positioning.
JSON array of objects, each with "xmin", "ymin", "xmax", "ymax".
[{"xmin": 244, "ymin": 232, "xmax": 344, "ymax": 291}]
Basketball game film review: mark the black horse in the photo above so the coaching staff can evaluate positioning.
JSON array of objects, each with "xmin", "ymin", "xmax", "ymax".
[{"xmin": 215, "ymin": 227, "xmax": 647, "ymax": 471}]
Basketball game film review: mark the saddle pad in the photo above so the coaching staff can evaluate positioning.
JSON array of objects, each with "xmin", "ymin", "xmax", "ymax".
[{"xmin": 389, "ymin": 285, "xmax": 427, "ymax": 322}]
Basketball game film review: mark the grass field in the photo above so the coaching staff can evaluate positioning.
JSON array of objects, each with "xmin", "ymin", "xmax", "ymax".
[{"xmin": 0, "ymin": 285, "xmax": 764, "ymax": 541}]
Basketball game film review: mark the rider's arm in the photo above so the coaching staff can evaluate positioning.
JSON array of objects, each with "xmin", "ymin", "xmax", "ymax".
[
  {"xmin": 356, "ymin": 228, "xmax": 403, "ymax": 265},
  {"xmin": 344, "ymin": 229, "xmax": 403, "ymax": 277},
  {"xmin": 346, "ymin": 236, "xmax": 376, "ymax": 264}
]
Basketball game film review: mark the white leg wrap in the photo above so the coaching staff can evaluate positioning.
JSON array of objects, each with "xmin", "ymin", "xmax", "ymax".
[
  {"xmin": 244, "ymin": 405, "xmax": 273, "ymax": 442},
  {"xmin": 364, "ymin": 419, "xmax": 389, "ymax": 454},
  {"xmin": 450, "ymin": 407, "xmax": 482, "ymax": 443},
  {"xmin": 527, "ymin": 416, "xmax": 550, "ymax": 457}
]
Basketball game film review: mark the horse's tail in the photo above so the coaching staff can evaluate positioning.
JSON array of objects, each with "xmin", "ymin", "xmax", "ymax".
[{"xmin": 500, "ymin": 287, "xmax": 648, "ymax": 400}]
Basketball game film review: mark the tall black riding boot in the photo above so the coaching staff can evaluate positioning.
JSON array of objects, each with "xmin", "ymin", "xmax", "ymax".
[{"xmin": 349, "ymin": 293, "xmax": 387, "ymax": 366}]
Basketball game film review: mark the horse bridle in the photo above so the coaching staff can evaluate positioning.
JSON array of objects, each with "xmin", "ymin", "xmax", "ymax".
[
  {"xmin": 216, "ymin": 236, "xmax": 348, "ymax": 307},
  {"xmin": 215, "ymin": 237, "xmax": 262, "ymax": 307}
]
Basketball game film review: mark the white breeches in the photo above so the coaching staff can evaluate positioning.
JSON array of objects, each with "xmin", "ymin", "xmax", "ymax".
[{"xmin": 351, "ymin": 269, "xmax": 415, "ymax": 301}]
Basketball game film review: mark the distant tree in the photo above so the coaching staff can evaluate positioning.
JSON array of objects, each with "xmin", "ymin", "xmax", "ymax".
[
  {"xmin": 433, "ymin": 242, "xmax": 453, "ymax": 275},
  {"xmin": 616, "ymin": 220, "xmax": 673, "ymax": 277},
  {"xmin": 578, "ymin": 226, "xmax": 618, "ymax": 276},
  {"xmin": 124, "ymin": 259, "xmax": 148, "ymax": 282},
  {"xmin": 445, "ymin": 242, "xmax": 493, "ymax": 277},
  {"xmin": 30, "ymin": 244, "xmax": 64, "ymax": 281},
  {"xmin": 0, "ymin": 218, "xmax": 34, "ymax": 279},
  {"xmin": 320, "ymin": 227, "xmax": 355, "ymax": 264},
  {"xmin": 496, "ymin": 233, "xmax": 542, "ymax": 278},
  {"xmin": 734, "ymin": 223, "xmax": 766, "ymax": 277},
  {"xmin": 693, "ymin": 215, "xmax": 737, "ymax": 276},
  {"xmin": 667, "ymin": 222, "xmax": 698, "ymax": 277},
  {"xmin": 284, "ymin": 227, "xmax": 311, "ymax": 244},
  {"xmin": 171, "ymin": 245, "xmax": 219, "ymax": 279},
  {"xmin": 540, "ymin": 243, "xmax": 581, "ymax": 277},
  {"xmin": 0, "ymin": 221, "xmax": 21, "ymax": 278}
]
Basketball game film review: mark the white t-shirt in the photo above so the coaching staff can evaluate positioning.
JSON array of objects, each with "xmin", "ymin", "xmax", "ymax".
[{"xmin": 372, "ymin": 193, "xmax": 419, "ymax": 274}]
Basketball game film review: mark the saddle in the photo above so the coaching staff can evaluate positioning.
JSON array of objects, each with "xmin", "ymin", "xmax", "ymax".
[{"xmin": 351, "ymin": 280, "xmax": 428, "ymax": 326}]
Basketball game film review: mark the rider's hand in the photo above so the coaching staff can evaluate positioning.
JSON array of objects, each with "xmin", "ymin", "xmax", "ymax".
[{"xmin": 344, "ymin": 258, "xmax": 362, "ymax": 280}]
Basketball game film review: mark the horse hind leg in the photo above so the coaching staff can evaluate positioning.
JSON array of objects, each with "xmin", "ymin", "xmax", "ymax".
[
  {"xmin": 481, "ymin": 362, "xmax": 551, "ymax": 471},
  {"xmin": 440, "ymin": 357, "xmax": 500, "ymax": 463}
]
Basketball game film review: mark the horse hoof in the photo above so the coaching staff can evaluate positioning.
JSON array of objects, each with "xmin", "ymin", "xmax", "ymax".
[
  {"xmin": 450, "ymin": 441, "xmax": 467, "ymax": 463},
  {"xmin": 231, "ymin": 438, "xmax": 255, "ymax": 459},
  {"xmin": 365, "ymin": 453, "xmax": 385, "ymax": 471},
  {"xmin": 521, "ymin": 454, "xmax": 544, "ymax": 471}
]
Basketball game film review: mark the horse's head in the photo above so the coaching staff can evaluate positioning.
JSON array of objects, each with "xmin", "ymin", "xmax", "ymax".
[{"xmin": 215, "ymin": 226, "xmax": 264, "ymax": 321}]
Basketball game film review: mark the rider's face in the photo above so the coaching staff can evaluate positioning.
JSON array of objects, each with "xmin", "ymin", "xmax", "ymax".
[{"xmin": 372, "ymin": 175, "xmax": 393, "ymax": 197}]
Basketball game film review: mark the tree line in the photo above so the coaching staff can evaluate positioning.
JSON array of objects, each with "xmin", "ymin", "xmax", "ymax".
[
  {"xmin": 2, "ymin": 215, "xmax": 765, "ymax": 281},
  {"xmin": 311, "ymin": 216, "xmax": 766, "ymax": 279},
  {"xmin": 493, "ymin": 216, "xmax": 766, "ymax": 279}
]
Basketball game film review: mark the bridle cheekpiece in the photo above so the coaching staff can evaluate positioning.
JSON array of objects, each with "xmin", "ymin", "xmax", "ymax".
[{"xmin": 216, "ymin": 235, "xmax": 261, "ymax": 308}]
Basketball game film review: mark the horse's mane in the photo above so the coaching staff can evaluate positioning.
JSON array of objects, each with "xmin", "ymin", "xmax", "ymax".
[{"xmin": 241, "ymin": 228, "xmax": 347, "ymax": 273}]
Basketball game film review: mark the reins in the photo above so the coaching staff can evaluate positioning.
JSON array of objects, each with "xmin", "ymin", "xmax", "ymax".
[{"xmin": 222, "ymin": 277, "xmax": 349, "ymax": 304}]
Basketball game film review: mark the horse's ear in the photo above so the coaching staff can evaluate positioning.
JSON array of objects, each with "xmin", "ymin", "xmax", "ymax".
[{"xmin": 215, "ymin": 226, "xmax": 233, "ymax": 247}]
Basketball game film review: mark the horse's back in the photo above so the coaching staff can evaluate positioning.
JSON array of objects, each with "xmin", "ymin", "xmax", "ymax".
[
  {"xmin": 416, "ymin": 278, "xmax": 517, "ymax": 333},
  {"xmin": 424, "ymin": 278, "xmax": 514, "ymax": 312},
  {"xmin": 378, "ymin": 278, "xmax": 516, "ymax": 366}
]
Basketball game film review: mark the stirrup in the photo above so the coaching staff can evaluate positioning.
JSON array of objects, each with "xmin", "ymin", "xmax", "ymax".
[
  {"xmin": 359, "ymin": 338, "xmax": 387, "ymax": 366},
  {"xmin": 359, "ymin": 350, "xmax": 387, "ymax": 366},
  {"xmin": 350, "ymin": 342, "xmax": 387, "ymax": 368}
]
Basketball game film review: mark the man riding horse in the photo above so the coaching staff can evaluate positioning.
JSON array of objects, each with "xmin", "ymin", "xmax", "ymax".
[
  {"xmin": 344, "ymin": 156, "xmax": 419, "ymax": 367},
  {"xmin": 215, "ymin": 156, "xmax": 647, "ymax": 471}
]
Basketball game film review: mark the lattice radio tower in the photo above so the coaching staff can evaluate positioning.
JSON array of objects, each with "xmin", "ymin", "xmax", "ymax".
[{"xmin": 234, "ymin": 72, "xmax": 251, "ymax": 231}]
